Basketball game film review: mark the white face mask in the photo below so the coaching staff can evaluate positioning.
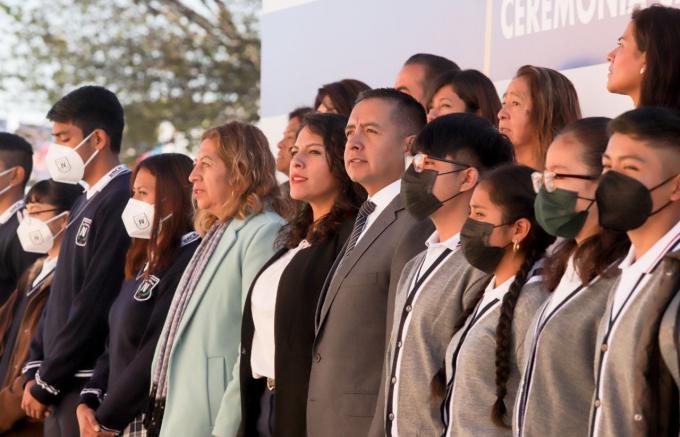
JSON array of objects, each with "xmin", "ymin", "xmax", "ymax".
[
  {"xmin": 16, "ymin": 211, "xmax": 68, "ymax": 254},
  {"xmin": 0, "ymin": 166, "xmax": 16, "ymax": 197},
  {"xmin": 46, "ymin": 131, "xmax": 98, "ymax": 184},
  {"xmin": 123, "ymin": 196, "xmax": 176, "ymax": 239}
]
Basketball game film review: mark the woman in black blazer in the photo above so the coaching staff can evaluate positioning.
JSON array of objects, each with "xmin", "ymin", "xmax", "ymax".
[{"xmin": 239, "ymin": 112, "xmax": 365, "ymax": 437}]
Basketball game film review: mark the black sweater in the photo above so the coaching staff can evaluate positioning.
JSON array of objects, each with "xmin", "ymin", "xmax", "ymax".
[
  {"xmin": 79, "ymin": 232, "xmax": 200, "ymax": 431},
  {"xmin": 25, "ymin": 168, "xmax": 131, "ymax": 404}
]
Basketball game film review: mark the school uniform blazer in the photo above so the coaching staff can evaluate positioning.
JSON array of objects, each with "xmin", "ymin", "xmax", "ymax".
[
  {"xmin": 513, "ymin": 271, "xmax": 620, "ymax": 437},
  {"xmin": 306, "ymin": 194, "xmax": 430, "ymax": 437},
  {"xmin": 377, "ymin": 249, "xmax": 486, "ymax": 437},
  {"xmin": 589, "ymin": 249, "xmax": 680, "ymax": 437},
  {"xmin": 152, "ymin": 211, "xmax": 283, "ymax": 437},
  {"xmin": 238, "ymin": 218, "xmax": 353, "ymax": 437},
  {"xmin": 443, "ymin": 280, "xmax": 548, "ymax": 437}
]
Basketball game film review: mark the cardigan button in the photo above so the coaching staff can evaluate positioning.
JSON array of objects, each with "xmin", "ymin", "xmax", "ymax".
[
  {"xmin": 391, "ymin": 377, "xmax": 397, "ymax": 384},
  {"xmin": 600, "ymin": 343, "xmax": 608, "ymax": 352},
  {"xmin": 388, "ymin": 413, "xmax": 395, "ymax": 421},
  {"xmin": 594, "ymin": 399, "xmax": 601, "ymax": 408},
  {"xmin": 634, "ymin": 414, "xmax": 642, "ymax": 422},
  {"xmin": 241, "ymin": 347, "xmax": 246, "ymax": 355},
  {"xmin": 314, "ymin": 353, "xmax": 322, "ymax": 363},
  {"xmin": 405, "ymin": 305, "xmax": 412, "ymax": 313}
]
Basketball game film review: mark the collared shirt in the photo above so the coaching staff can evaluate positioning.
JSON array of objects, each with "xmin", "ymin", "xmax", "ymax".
[
  {"xmin": 475, "ymin": 275, "xmax": 515, "ymax": 319},
  {"xmin": 542, "ymin": 254, "xmax": 582, "ymax": 320},
  {"xmin": 251, "ymin": 239, "xmax": 310, "ymax": 379},
  {"xmin": 0, "ymin": 199, "xmax": 24, "ymax": 225},
  {"xmin": 592, "ymin": 219, "xmax": 680, "ymax": 436},
  {"xmin": 86, "ymin": 165, "xmax": 130, "ymax": 199},
  {"xmin": 32, "ymin": 257, "xmax": 58, "ymax": 288},
  {"xmin": 357, "ymin": 179, "xmax": 401, "ymax": 243}
]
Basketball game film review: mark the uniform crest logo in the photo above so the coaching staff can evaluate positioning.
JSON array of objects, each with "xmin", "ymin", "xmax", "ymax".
[
  {"xmin": 134, "ymin": 275, "xmax": 160, "ymax": 301},
  {"xmin": 76, "ymin": 218, "xmax": 92, "ymax": 247}
]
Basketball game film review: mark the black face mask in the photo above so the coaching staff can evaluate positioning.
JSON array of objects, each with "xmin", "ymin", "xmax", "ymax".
[
  {"xmin": 400, "ymin": 164, "xmax": 465, "ymax": 221},
  {"xmin": 596, "ymin": 171, "xmax": 677, "ymax": 232},
  {"xmin": 460, "ymin": 218, "xmax": 511, "ymax": 274}
]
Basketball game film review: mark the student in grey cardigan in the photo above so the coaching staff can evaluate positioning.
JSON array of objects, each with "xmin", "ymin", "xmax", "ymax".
[
  {"xmin": 442, "ymin": 165, "xmax": 554, "ymax": 437},
  {"xmin": 658, "ymin": 255, "xmax": 680, "ymax": 417},
  {"xmin": 587, "ymin": 108, "xmax": 680, "ymax": 437},
  {"xmin": 514, "ymin": 118, "xmax": 630, "ymax": 437},
  {"xmin": 373, "ymin": 113, "xmax": 514, "ymax": 437}
]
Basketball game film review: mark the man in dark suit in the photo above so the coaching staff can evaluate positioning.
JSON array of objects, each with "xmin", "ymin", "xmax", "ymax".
[{"xmin": 307, "ymin": 88, "xmax": 432, "ymax": 437}]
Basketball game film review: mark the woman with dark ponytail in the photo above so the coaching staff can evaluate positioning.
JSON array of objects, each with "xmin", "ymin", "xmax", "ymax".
[
  {"xmin": 441, "ymin": 164, "xmax": 554, "ymax": 436},
  {"xmin": 513, "ymin": 118, "xmax": 629, "ymax": 436}
]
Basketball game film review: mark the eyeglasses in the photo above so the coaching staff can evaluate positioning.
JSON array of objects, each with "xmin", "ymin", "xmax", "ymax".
[
  {"xmin": 413, "ymin": 152, "xmax": 469, "ymax": 174},
  {"xmin": 531, "ymin": 171, "xmax": 598, "ymax": 193}
]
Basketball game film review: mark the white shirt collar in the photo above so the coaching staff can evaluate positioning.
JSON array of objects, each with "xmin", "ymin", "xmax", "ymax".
[
  {"xmin": 367, "ymin": 179, "xmax": 401, "ymax": 211},
  {"xmin": 425, "ymin": 230, "xmax": 461, "ymax": 252},
  {"xmin": 0, "ymin": 199, "xmax": 25, "ymax": 225},
  {"xmin": 485, "ymin": 275, "xmax": 515, "ymax": 300},
  {"xmin": 86, "ymin": 164, "xmax": 130, "ymax": 199},
  {"xmin": 619, "ymin": 219, "xmax": 680, "ymax": 274}
]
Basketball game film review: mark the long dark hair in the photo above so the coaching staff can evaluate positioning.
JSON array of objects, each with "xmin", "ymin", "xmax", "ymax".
[
  {"xmin": 276, "ymin": 113, "xmax": 366, "ymax": 249},
  {"xmin": 515, "ymin": 65, "xmax": 582, "ymax": 169},
  {"xmin": 632, "ymin": 5, "xmax": 680, "ymax": 110},
  {"xmin": 314, "ymin": 79, "xmax": 371, "ymax": 117},
  {"xmin": 453, "ymin": 165, "xmax": 555, "ymax": 427},
  {"xmin": 428, "ymin": 69, "xmax": 502, "ymax": 127},
  {"xmin": 543, "ymin": 118, "xmax": 630, "ymax": 291},
  {"xmin": 124, "ymin": 153, "xmax": 194, "ymax": 279}
]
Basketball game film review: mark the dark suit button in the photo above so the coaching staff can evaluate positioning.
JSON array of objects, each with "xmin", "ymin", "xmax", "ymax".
[{"xmin": 314, "ymin": 353, "xmax": 322, "ymax": 363}]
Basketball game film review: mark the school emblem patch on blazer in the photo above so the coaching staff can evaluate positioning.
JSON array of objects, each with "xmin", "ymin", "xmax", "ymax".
[
  {"xmin": 134, "ymin": 275, "xmax": 160, "ymax": 301},
  {"xmin": 76, "ymin": 218, "xmax": 92, "ymax": 247}
]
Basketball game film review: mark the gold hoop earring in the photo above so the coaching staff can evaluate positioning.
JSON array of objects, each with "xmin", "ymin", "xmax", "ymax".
[
  {"xmin": 640, "ymin": 66, "xmax": 646, "ymax": 75},
  {"xmin": 513, "ymin": 241, "xmax": 520, "ymax": 252}
]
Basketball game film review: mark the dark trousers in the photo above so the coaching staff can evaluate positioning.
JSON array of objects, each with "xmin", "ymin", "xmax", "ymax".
[
  {"xmin": 43, "ymin": 382, "xmax": 84, "ymax": 437},
  {"xmin": 256, "ymin": 387, "xmax": 276, "ymax": 437}
]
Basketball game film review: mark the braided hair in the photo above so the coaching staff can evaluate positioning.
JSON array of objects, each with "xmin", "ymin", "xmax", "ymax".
[{"xmin": 478, "ymin": 164, "xmax": 555, "ymax": 428}]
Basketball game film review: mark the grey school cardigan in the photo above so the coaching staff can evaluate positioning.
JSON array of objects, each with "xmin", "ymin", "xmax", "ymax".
[
  {"xmin": 513, "ymin": 271, "xmax": 620, "ymax": 437},
  {"xmin": 443, "ymin": 278, "xmax": 549, "ymax": 437},
  {"xmin": 588, "ymin": 248, "xmax": 680, "ymax": 437},
  {"xmin": 377, "ymin": 248, "xmax": 487, "ymax": 437}
]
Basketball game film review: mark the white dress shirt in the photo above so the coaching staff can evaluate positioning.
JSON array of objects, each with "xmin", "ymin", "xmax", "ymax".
[
  {"xmin": 357, "ymin": 179, "xmax": 401, "ymax": 243},
  {"xmin": 250, "ymin": 239, "xmax": 310, "ymax": 379},
  {"xmin": 541, "ymin": 254, "xmax": 582, "ymax": 320}
]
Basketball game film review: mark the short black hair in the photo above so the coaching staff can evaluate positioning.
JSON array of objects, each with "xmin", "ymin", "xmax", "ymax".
[
  {"xmin": 289, "ymin": 106, "xmax": 313, "ymax": 122},
  {"xmin": 0, "ymin": 132, "xmax": 34, "ymax": 186},
  {"xmin": 355, "ymin": 88, "xmax": 426, "ymax": 137},
  {"xmin": 47, "ymin": 85, "xmax": 125, "ymax": 153},
  {"xmin": 405, "ymin": 53, "xmax": 461, "ymax": 94},
  {"xmin": 415, "ymin": 113, "xmax": 515, "ymax": 174},
  {"xmin": 608, "ymin": 107, "xmax": 680, "ymax": 150},
  {"xmin": 26, "ymin": 179, "xmax": 84, "ymax": 213}
]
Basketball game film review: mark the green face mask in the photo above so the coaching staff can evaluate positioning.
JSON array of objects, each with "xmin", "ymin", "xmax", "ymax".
[{"xmin": 534, "ymin": 187, "xmax": 595, "ymax": 239}]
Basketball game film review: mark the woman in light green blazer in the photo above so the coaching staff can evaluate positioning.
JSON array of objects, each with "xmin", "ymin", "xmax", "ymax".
[{"xmin": 145, "ymin": 121, "xmax": 286, "ymax": 437}]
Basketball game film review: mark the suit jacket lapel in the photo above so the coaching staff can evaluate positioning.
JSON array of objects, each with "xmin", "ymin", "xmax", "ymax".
[
  {"xmin": 174, "ymin": 219, "xmax": 245, "ymax": 341},
  {"xmin": 316, "ymin": 195, "xmax": 403, "ymax": 333}
]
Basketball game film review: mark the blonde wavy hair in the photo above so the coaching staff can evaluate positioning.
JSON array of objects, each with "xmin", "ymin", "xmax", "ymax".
[{"xmin": 194, "ymin": 121, "xmax": 285, "ymax": 235}]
